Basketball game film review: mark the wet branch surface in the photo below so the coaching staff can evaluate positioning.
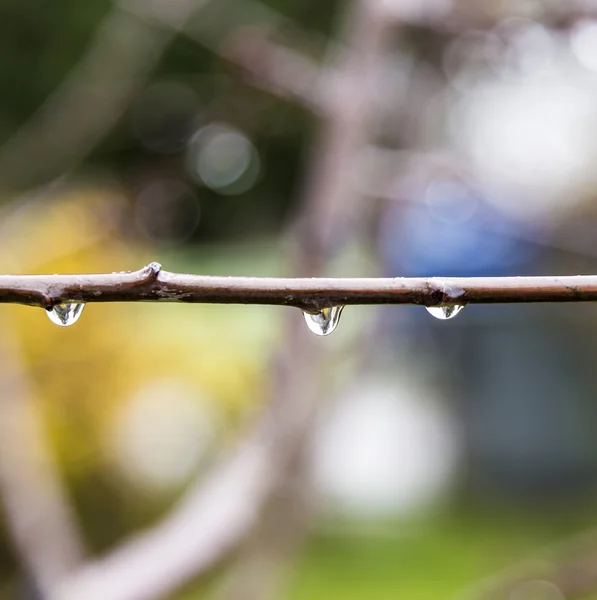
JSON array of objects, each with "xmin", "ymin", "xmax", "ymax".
[{"xmin": 3, "ymin": 263, "xmax": 597, "ymax": 311}]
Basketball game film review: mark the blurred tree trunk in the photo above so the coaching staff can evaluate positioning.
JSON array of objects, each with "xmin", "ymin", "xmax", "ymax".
[{"xmin": 215, "ymin": 2, "xmax": 392, "ymax": 599}]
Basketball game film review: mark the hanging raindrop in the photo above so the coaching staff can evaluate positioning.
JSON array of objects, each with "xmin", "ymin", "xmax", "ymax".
[
  {"xmin": 426, "ymin": 304, "xmax": 464, "ymax": 320},
  {"xmin": 46, "ymin": 302, "xmax": 85, "ymax": 327},
  {"xmin": 303, "ymin": 306, "xmax": 344, "ymax": 336}
]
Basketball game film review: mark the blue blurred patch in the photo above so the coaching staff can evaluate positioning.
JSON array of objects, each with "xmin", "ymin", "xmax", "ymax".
[{"xmin": 381, "ymin": 179, "xmax": 541, "ymax": 277}]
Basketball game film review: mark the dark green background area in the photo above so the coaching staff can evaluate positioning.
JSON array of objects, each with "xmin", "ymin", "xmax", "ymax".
[{"xmin": 0, "ymin": 1, "xmax": 341, "ymax": 239}]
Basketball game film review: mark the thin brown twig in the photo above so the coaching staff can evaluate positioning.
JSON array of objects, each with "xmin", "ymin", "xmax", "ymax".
[{"xmin": 2, "ymin": 264, "xmax": 597, "ymax": 311}]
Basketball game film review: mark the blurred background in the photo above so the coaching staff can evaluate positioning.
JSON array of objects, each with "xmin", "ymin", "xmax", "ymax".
[{"xmin": 3, "ymin": 1, "xmax": 597, "ymax": 599}]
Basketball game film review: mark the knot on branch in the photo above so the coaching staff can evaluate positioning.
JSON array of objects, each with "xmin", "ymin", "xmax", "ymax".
[{"xmin": 141, "ymin": 262, "xmax": 162, "ymax": 284}]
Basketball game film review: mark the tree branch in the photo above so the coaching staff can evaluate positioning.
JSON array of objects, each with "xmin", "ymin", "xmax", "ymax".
[{"xmin": 2, "ymin": 264, "xmax": 597, "ymax": 311}]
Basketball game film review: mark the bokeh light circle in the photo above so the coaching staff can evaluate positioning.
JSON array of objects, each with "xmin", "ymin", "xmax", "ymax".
[{"xmin": 186, "ymin": 123, "xmax": 260, "ymax": 195}]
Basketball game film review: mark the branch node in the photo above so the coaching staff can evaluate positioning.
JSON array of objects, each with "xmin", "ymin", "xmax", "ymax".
[{"xmin": 141, "ymin": 262, "xmax": 162, "ymax": 284}]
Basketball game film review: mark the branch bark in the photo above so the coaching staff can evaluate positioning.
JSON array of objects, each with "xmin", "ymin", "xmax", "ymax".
[{"xmin": 2, "ymin": 265, "xmax": 597, "ymax": 310}]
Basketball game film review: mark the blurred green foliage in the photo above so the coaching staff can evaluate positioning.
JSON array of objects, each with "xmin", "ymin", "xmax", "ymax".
[
  {"xmin": 170, "ymin": 509, "xmax": 597, "ymax": 600},
  {"xmin": 288, "ymin": 514, "xmax": 575, "ymax": 600},
  {"xmin": 0, "ymin": 0, "xmax": 335, "ymax": 142},
  {"xmin": 0, "ymin": 0, "xmax": 110, "ymax": 143},
  {"xmin": 0, "ymin": 0, "xmax": 341, "ymax": 240}
]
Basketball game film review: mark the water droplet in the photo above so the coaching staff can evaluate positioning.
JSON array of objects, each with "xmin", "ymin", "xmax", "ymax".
[
  {"xmin": 46, "ymin": 303, "xmax": 85, "ymax": 327},
  {"xmin": 426, "ymin": 304, "xmax": 464, "ymax": 320},
  {"xmin": 303, "ymin": 306, "xmax": 344, "ymax": 336}
]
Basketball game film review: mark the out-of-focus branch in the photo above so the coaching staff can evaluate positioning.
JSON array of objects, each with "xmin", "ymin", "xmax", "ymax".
[
  {"xmin": 0, "ymin": 191, "xmax": 134, "ymax": 595},
  {"xmin": 0, "ymin": 0, "xmax": 206, "ymax": 193},
  {"xmin": 0, "ymin": 319, "xmax": 86, "ymax": 595},
  {"xmin": 210, "ymin": 0, "xmax": 597, "ymax": 118},
  {"xmin": 289, "ymin": 1, "xmax": 391, "ymax": 258},
  {"xmin": 50, "ymin": 430, "xmax": 278, "ymax": 600},
  {"xmin": 133, "ymin": 0, "xmax": 327, "ymax": 112},
  {"xmin": 46, "ymin": 288, "xmax": 325, "ymax": 600},
  {"xmin": 41, "ymin": 2, "xmax": 398, "ymax": 599},
  {"xmin": 381, "ymin": 0, "xmax": 597, "ymax": 30},
  {"xmin": 462, "ymin": 531, "xmax": 597, "ymax": 600},
  {"xmin": 221, "ymin": 30, "xmax": 326, "ymax": 114},
  {"xmin": 215, "ymin": 1, "xmax": 394, "ymax": 599}
]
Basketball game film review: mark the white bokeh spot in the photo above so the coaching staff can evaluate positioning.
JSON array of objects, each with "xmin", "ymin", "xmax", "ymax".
[{"xmin": 107, "ymin": 379, "xmax": 216, "ymax": 491}]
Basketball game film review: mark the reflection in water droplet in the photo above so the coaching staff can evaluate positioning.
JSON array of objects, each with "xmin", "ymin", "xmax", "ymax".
[
  {"xmin": 426, "ymin": 304, "xmax": 464, "ymax": 320},
  {"xmin": 46, "ymin": 303, "xmax": 85, "ymax": 327},
  {"xmin": 303, "ymin": 306, "xmax": 344, "ymax": 336}
]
